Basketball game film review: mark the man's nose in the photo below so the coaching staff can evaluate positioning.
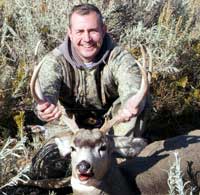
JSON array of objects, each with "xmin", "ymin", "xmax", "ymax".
[{"xmin": 83, "ymin": 32, "xmax": 91, "ymax": 42}]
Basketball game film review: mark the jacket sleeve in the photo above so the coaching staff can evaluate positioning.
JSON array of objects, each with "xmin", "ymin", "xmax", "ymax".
[
  {"xmin": 108, "ymin": 46, "xmax": 145, "ymax": 106},
  {"xmin": 37, "ymin": 52, "xmax": 63, "ymax": 105}
]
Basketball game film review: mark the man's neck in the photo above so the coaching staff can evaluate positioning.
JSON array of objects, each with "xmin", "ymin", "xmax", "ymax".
[{"xmin": 84, "ymin": 62, "xmax": 94, "ymax": 68}]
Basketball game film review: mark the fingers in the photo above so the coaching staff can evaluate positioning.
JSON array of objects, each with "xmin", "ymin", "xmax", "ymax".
[
  {"xmin": 36, "ymin": 102, "xmax": 50, "ymax": 112},
  {"xmin": 117, "ymin": 96, "xmax": 142, "ymax": 122},
  {"xmin": 118, "ymin": 107, "xmax": 139, "ymax": 122},
  {"xmin": 36, "ymin": 102, "xmax": 62, "ymax": 122},
  {"xmin": 119, "ymin": 109, "xmax": 132, "ymax": 122}
]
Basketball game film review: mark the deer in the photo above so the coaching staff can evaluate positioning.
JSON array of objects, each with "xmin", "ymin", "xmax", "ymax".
[{"xmin": 22, "ymin": 45, "xmax": 151, "ymax": 194}]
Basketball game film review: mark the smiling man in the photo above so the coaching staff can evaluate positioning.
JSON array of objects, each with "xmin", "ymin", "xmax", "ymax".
[{"xmin": 34, "ymin": 3, "xmax": 148, "ymax": 138}]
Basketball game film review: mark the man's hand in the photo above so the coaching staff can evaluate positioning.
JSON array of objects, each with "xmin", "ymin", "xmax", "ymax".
[
  {"xmin": 36, "ymin": 101, "xmax": 62, "ymax": 122},
  {"xmin": 119, "ymin": 105, "xmax": 140, "ymax": 122},
  {"xmin": 118, "ymin": 97, "xmax": 145, "ymax": 122}
]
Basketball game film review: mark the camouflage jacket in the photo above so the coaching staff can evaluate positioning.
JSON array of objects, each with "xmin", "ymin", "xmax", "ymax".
[{"xmin": 37, "ymin": 34, "xmax": 142, "ymax": 125}]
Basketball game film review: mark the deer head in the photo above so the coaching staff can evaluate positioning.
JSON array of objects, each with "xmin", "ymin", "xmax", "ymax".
[{"xmin": 54, "ymin": 128, "xmax": 147, "ymax": 189}]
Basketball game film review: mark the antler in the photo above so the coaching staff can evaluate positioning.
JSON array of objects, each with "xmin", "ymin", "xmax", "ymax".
[
  {"xmin": 100, "ymin": 44, "xmax": 152, "ymax": 133},
  {"xmin": 30, "ymin": 60, "xmax": 79, "ymax": 132}
]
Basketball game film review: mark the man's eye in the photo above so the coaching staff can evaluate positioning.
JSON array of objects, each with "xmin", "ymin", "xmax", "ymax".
[{"xmin": 76, "ymin": 31, "xmax": 83, "ymax": 34}]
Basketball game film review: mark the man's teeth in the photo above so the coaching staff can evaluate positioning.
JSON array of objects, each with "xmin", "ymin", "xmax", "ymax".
[{"xmin": 83, "ymin": 45, "xmax": 93, "ymax": 48}]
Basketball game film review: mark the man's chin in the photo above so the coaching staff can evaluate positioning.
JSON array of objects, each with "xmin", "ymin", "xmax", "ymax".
[{"xmin": 79, "ymin": 51, "xmax": 99, "ymax": 62}]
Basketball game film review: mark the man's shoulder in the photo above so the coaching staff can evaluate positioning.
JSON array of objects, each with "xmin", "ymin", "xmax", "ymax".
[
  {"xmin": 108, "ymin": 45, "xmax": 132, "ymax": 62},
  {"xmin": 40, "ymin": 48, "xmax": 68, "ymax": 68},
  {"xmin": 111, "ymin": 45, "xmax": 125, "ymax": 53},
  {"xmin": 43, "ymin": 48, "xmax": 64, "ymax": 61}
]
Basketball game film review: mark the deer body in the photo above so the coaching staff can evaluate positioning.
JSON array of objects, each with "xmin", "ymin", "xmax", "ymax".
[{"xmin": 120, "ymin": 129, "xmax": 200, "ymax": 194}]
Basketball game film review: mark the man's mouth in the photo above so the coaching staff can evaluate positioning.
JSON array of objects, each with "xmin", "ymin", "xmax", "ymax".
[
  {"xmin": 82, "ymin": 45, "xmax": 95, "ymax": 50},
  {"xmin": 83, "ymin": 44, "xmax": 93, "ymax": 48}
]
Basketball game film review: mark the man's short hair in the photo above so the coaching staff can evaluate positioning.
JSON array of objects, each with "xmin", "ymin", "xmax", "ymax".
[{"xmin": 69, "ymin": 4, "xmax": 104, "ymax": 28}]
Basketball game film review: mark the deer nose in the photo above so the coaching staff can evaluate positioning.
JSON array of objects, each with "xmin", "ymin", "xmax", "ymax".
[{"xmin": 77, "ymin": 160, "xmax": 91, "ymax": 173}]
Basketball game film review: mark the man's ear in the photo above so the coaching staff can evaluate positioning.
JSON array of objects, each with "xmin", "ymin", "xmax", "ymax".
[
  {"xmin": 55, "ymin": 137, "xmax": 72, "ymax": 157},
  {"xmin": 67, "ymin": 27, "xmax": 72, "ymax": 40},
  {"xmin": 110, "ymin": 136, "xmax": 147, "ymax": 158},
  {"xmin": 102, "ymin": 24, "xmax": 107, "ymax": 36}
]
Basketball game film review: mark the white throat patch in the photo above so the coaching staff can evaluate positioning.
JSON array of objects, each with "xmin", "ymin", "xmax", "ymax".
[{"xmin": 71, "ymin": 177, "xmax": 101, "ymax": 193}]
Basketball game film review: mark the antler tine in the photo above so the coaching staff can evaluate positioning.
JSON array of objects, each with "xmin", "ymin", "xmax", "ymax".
[
  {"xmin": 100, "ymin": 44, "xmax": 149, "ymax": 134},
  {"xmin": 99, "ymin": 114, "xmax": 122, "ymax": 134},
  {"xmin": 30, "ymin": 61, "xmax": 79, "ymax": 132},
  {"xmin": 126, "ymin": 44, "xmax": 148, "ymax": 109},
  {"xmin": 30, "ymin": 58, "xmax": 46, "ymax": 103},
  {"xmin": 146, "ymin": 47, "xmax": 153, "ymax": 84},
  {"xmin": 140, "ymin": 44, "xmax": 147, "ymax": 70}
]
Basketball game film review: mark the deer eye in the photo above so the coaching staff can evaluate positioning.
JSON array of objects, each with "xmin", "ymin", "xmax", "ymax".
[
  {"xmin": 71, "ymin": 146, "xmax": 76, "ymax": 152},
  {"xmin": 99, "ymin": 145, "xmax": 107, "ymax": 151}
]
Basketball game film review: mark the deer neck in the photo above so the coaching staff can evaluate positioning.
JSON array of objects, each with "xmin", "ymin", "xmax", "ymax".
[{"xmin": 71, "ymin": 176, "xmax": 104, "ymax": 195}]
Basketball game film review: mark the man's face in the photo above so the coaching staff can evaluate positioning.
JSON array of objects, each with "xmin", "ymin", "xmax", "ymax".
[{"xmin": 68, "ymin": 11, "xmax": 106, "ymax": 63}]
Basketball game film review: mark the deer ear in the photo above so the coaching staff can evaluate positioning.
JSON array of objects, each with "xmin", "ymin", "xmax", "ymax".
[
  {"xmin": 55, "ymin": 137, "xmax": 72, "ymax": 157},
  {"xmin": 111, "ymin": 136, "xmax": 147, "ymax": 158}
]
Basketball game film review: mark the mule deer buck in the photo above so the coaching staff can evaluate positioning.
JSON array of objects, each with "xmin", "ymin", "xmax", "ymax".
[{"xmin": 27, "ymin": 45, "xmax": 150, "ymax": 194}]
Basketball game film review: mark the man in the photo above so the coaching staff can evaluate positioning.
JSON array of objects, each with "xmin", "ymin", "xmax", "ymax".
[{"xmin": 35, "ymin": 3, "xmax": 147, "ymax": 138}]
